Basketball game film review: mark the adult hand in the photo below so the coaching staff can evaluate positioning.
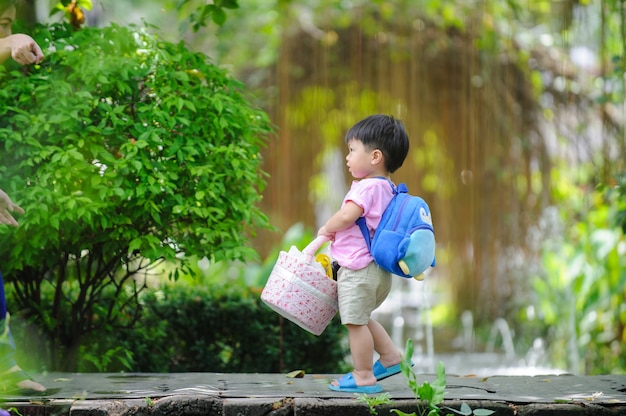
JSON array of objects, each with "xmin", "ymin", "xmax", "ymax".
[
  {"xmin": 0, "ymin": 189, "xmax": 25, "ymax": 227},
  {"xmin": 9, "ymin": 33, "xmax": 43, "ymax": 65}
]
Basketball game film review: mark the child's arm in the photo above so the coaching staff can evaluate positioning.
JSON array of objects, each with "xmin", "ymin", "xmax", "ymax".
[{"xmin": 318, "ymin": 201, "xmax": 363, "ymax": 239}]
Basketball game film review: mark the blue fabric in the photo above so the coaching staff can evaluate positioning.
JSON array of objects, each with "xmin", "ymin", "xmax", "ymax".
[
  {"xmin": 0, "ymin": 270, "xmax": 17, "ymax": 373},
  {"xmin": 357, "ymin": 181, "xmax": 436, "ymax": 278},
  {"xmin": 373, "ymin": 360, "xmax": 402, "ymax": 380},
  {"xmin": 328, "ymin": 372, "xmax": 383, "ymax": 393},
  {"xmin": 0, "ymin": 270, "xmax": 6, "ymax": 319}
]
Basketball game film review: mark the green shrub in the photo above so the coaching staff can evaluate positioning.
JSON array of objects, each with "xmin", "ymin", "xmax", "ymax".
[
  {"xmin": 71, "ymin": 281, "xmax": 348, "ymax": 374},
  {"xmin": 0, "ymin": 21, "xmax": 272, "ymax": 371}
]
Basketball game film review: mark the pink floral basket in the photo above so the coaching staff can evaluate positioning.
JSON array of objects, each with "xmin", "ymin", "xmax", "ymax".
[{"xmin": 261, "ymin": 236, "xmax": 338, "ymax": 336}]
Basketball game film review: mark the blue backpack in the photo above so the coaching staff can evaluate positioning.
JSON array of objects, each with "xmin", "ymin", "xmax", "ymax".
[{"xmin": 356, "ymin": 181, "xmax": 436, "ymax": 279}]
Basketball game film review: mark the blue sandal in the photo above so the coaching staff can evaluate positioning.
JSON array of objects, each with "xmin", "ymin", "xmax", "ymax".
[
  {"xmin": 373, "ymin": 359, "xmax": 416, "ymax": 381},
  {"xmin": 328, "ymin": 372, "xmax": 383, "ymax": 394},
  {"xmin": 373, "ymin": 360, "xmax": 402, "ymax": 381}
]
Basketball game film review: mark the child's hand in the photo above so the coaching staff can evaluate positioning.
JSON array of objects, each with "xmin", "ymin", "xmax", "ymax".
[{"xmin": 317, "ymin": 226, "xmax": 334, "ymax": 241}]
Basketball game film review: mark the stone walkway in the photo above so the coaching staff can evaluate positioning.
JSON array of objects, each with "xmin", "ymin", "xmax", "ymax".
[{"xmin": 2, "ymin": 371, "xmax": 626, "ymax": 415}]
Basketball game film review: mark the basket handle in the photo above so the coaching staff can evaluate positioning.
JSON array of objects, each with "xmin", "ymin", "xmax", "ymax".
[{"xmin": 302, "ymin": 235, "xmax": 330, "ymax": 261}]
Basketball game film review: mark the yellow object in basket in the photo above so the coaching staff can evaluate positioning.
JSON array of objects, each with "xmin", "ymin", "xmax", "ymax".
[{"xmin": 315, "ymin": 254, "xmax": 334, "ymax": 279}]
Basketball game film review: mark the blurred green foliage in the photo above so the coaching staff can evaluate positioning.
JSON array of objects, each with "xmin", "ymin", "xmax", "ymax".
[{"xmin": 529, "ymin": 167, "xmax": 626, "ymax": 374}]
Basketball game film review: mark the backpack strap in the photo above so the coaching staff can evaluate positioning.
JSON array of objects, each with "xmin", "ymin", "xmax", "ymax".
[
  {"xmin": 356, "ymin": 178, "xmax": 402, "ymax": 250},
  {"xmin": 356, "ymin": 216, "xmax": 371, "ymax": 250}
]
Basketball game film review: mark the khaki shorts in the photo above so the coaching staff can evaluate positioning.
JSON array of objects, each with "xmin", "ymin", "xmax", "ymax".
[{"xmin": 337, "ymin": 261, "xmax": 392, "ymax": 325}]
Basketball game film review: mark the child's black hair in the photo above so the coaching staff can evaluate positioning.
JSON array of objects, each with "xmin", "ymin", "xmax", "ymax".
[{"xmin": 345, "ymin": 114, "xmax": 410, "ymax": 173}]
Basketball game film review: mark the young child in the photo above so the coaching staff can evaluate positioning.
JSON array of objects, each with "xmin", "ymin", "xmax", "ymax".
[{"xmin": 318, "ymin": 114, "xmax": 410, "ymax": 393}]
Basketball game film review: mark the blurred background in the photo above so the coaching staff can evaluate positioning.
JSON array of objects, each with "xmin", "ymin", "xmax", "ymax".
[{"xmin": 10, "ymin": 0, "xmax": 626, "ymax": 376}]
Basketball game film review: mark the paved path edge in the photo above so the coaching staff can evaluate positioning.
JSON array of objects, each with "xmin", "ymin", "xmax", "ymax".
[{"xmin": 4, "ymin": 395, "xmax": 626, "ymax": 416}]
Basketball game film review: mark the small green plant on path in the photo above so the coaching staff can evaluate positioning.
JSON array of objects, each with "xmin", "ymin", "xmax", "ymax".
[
  {"xmin": 443, "ymin": 403, "xmax": 495, "ymax": 416},
  {"xmin": 392, "ymin": 339, "xmax": 495, "ymax": 416},
  {"xmin": 356, "ymin": 392, "xmax": 393, "ymax": 415}
]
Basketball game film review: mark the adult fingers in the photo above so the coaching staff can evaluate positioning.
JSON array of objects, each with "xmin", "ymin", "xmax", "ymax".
[
  {"xmin": 0, "ymin": 209, "xmax": 19, "ymax": 227},
  {"xmin": 13, "ymin": 43, "xmax": 42, "ymax": 65},
  {"xmin": 31, "ymin": 42, "xmax": 44, "ymax": 63}
]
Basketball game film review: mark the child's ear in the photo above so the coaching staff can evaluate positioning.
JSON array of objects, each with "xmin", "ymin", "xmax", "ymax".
[{"xmin": 371, "ymin": 149, "xmax": 384, "ymax": 165}]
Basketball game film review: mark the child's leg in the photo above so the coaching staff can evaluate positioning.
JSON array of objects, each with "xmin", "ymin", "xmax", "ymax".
[
  {"xmin": 344, "ymin": 323, "xmax": 377, "ymax": 386},
  {"xmin": 333, "ymin": 263, "xmax": 394, "ymax": 388},
  {"xmin": 368, "ymin": 318, "xmax": 402, "ymax": 367}
]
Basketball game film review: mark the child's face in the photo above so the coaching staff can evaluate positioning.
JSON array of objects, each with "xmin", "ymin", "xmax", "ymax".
[
  {"xmin": 0, "ymin": 6, "xmax": 15, "ymax": 39},
  {"xmin": 345, "ymin": 138, "xmax": 375, "ymax": 179}
]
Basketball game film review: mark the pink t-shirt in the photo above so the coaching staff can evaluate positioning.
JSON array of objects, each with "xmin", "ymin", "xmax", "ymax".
[{"xmin": 330, "ymin": 178, "xmax": 395, "ymax": 270}]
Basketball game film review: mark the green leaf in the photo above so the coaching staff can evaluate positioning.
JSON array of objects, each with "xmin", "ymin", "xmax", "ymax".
[
  {"xmin": 431, "ymin": 361, "xmax": 447, "ymax": 404},
  {"xmin": 212, "ymin": 8, "xmax": 227, "ymax": 25},
  {"xmin": 220, "ymin": 0, "xmax": 239, "ymax": 9},
  {"xmin": 77, "ymin": 0, "xmax": 93, "ymax": 11},
  {"xmin": 129, "ymin": 238, "xmax": 142, "ymax": 253},
  {"xmin": 447, "ymin": 402, "xmax": 472, "ymax": 416},
  {"xmin": 390, "ymin": 411, "xmax": 415, "ymax": 416},
  {"xmin": 417, "ymin": 382, "xmax": 434, "ymax": 402},
  {"xmin": 472, "ymin": 409, "xmax": 495, "ymax": 416},
  {"xmin": 184, "ymin": 100, "xmax": 197, "ymax": 112}
]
